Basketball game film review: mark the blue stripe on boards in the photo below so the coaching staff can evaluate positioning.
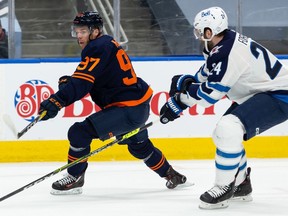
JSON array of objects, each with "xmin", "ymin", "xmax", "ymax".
[{"xmin": 0, "ymin": 55, "xmax": 287, "ymax": 64}]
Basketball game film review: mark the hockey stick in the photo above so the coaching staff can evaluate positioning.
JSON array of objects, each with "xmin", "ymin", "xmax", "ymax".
[
  {"xmin": 2, "ymin": 114, "xmax": 18, "ymax": 137},
  {"xmin": 0, "ymin": 119, "xmax": 158, "ymax": 202},
  {"xmin": 16, "ymin": 111, "xmax": 47, "ymax": 139}
]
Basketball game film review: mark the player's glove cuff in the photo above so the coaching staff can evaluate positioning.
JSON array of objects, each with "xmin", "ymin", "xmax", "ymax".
[
  {"xmin": 167, "ymin": 94, "xmax": 187, "ymax": 114},
  {"xmin": 58, "ymin": 75, "xmax": 71, "ymax": 90},
  {"xmin": 169, "ymin": 74, "xmax": 196, "ymax": 96},
  {"xmin": 39, "ymin": 94, "xmax": 65, "ymax": 121},
  {"xmin": 160, "ymin": 94, "xmax": 188, "ymax": 124}
]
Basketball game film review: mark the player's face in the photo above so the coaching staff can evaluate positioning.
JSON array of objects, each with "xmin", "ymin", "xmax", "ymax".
[
  {"xmin": 194, "ymin": 28, "xmax": 212, "ymax": 42},
  {"xmin": 73, "ymin": 26, "xmax": 91, "ymax": 49}
]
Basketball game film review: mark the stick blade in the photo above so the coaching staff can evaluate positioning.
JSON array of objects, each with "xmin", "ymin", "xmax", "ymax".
[
  {"xmin": 2, "ymin": 114, "xmax": 18, "ymax": 138},
  {"xmin": 17, "ymin": 131, "xmax": 24, "ymax": 139}
]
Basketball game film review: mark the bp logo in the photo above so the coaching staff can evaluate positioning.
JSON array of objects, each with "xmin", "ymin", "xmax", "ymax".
[{"xmin": 14, "ymin": 80, "xmax": 54, "ymax": 121}]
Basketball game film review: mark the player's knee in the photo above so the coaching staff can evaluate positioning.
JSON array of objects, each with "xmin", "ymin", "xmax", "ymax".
[
  {"xmin": 68, "ymin": 122, "xmax": 93, "ymax": 150},
  {"xmin": 212, "ymin": 114, "xmax": 245, "ymax": 150},
  {"xmin": 128, "ymin": 139, "xmax": 154, "ymax": 159}
]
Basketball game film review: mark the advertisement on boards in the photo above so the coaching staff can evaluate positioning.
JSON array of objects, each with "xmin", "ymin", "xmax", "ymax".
[{"xmin": 1, "ymin": 59, "xmax": 288, "ymax": 140}]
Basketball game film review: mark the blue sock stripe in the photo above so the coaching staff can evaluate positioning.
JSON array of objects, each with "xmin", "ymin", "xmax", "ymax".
[
  {"xmin": 215, "ymin": 161, "xmax": 240, "ymax": 170},
  {"xmin": 216, "ymin": 148, "xmax": 244, "ymax": 158},
  {"xmin": 238, "ymin": 161, "xmax": 247, "ymax": 171}
]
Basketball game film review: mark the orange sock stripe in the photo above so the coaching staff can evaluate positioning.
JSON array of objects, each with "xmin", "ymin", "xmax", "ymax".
[
  {"xmin": 150, "ymin": 154, "xmax": 166, "ymax": 171},
  {"xmin": 68, "ymin": 155, "xmax": 78, "ymax": 161},
  {"xmin": 68, "ymin": 155, "xmax": 88, "ymax": 163}
]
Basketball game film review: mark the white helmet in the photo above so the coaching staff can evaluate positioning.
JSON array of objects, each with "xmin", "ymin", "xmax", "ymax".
[{"xmin": 193, "ymin": 7, "xmax": 228, "ymax": 41}]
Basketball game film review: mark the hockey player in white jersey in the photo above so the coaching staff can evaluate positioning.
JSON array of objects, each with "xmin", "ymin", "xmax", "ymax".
[{"xmin": 160, "ymin": 6, "xmax": 288, "ymax": 209}]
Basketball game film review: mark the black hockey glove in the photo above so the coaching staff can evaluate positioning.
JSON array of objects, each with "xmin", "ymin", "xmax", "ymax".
[
  {"xmin": 160, "ymin": 93, "xmax": 188, "ymax": 124},
  {"xmin": 39, "ymin": 94, "xmax": 65, "ymax": 121},
  {"xmin": 58, "ymin": 75, "xmax": 71, "ymax": 90},
  {"xmin": 169, "ymin": 74, "xmax": 196, "ymax": 96}
]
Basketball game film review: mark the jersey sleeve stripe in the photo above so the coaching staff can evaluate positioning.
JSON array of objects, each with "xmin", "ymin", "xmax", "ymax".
[
  {"xmin": 72, "ymin": 75, "xmax": 94, "ymax": 83},
  {"xmin": 195, "ymin": 65, "xmax": 208, "ymax": 80},
  {"xmin": 194, "ymin": 73, "xmax": 200, "ymax": 83},
  {"xmin": 104, "ymin": 86, "xmax": 153, "ymax": 108},
  {"xmin": 72, "ymin": 72, "xmax": 95, "ymax": 83},
  {"xmin": 200, "ymin": 67, "xmax": 208, "ymax": 77},
  {"xmin": 197, "ymin": 88, "xmax": 218, "ymax": 104},
  {"xmin": 73, "ymin": 72, "xmax": 95, "ymax": 80},
  {"xmin": 207, "ymin": 82, "xmax": 231, "ymax": 92}
]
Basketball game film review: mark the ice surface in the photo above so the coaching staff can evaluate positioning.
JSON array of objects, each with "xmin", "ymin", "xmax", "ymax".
[{"xmin": 0, "ymin": 159, "xmax": 288, "ymax": 216}]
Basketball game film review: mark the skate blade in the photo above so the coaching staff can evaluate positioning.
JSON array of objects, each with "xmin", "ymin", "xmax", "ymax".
[
  {"xmin": 231, "ymin": 194, "xmax": 253, "ymax": 202},
  {"xmin": 50, "ymin": 187, "xmax": 83, "ymax": 195},
  {"xmin": 199, "ymin": 200, "xmax": 229, "ymax": 210},
  {"xmin": 175, "ymin": 181, "xmax": 195, "ymax": 189}
]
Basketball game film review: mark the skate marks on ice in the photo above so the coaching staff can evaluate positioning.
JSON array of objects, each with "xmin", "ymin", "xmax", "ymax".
[{"xmin": 0, "ymin": 159, "xmax": 288, "ymax": 216}]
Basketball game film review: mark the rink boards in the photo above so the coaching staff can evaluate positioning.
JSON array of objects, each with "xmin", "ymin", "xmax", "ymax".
[
  {"xmin": 1, "ymin": 136, "xmax": 288, "ymax": 162},
  {"xmin": 1, "ymin": 56, "xmax": 288, "ymax": 162}
]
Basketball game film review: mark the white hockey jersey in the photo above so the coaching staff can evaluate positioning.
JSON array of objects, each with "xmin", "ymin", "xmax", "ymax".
[{"xmin": 182, "ymin": 30, "xmax": 288, "ymax": 108}]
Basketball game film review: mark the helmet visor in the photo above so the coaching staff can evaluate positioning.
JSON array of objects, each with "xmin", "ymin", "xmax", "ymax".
[
  {"xmin": 193, "ymin": 28, "xmax": 203, "ymax": 40},
  {"xmin": 71, "ymin": 25, "xmax": 90, "ymax": 38}
]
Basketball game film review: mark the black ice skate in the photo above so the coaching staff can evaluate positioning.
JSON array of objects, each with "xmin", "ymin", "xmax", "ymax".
[
  {"xmin": 165, "ymin": 166, "xmax": 187, "ymax": 189},
  {"xmin": 50, "ymin": 172, "xmax": 85, "ymax": 195},
  {"xmin": 232, "ymin": 167, "xmax": 253, "ymax": 201},
  {"xmin": 199, "ymin": 181, "xmax": 235, "ymax": 209}
]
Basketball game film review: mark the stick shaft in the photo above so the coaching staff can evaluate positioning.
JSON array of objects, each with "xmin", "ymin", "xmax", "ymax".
[
  {"xmin": 17, "ymin": 111, "xmax": 47, "ymax": 139},
  {"xmin": 0, "ymin": 119, "xmax": 157, "ymax": 202}
]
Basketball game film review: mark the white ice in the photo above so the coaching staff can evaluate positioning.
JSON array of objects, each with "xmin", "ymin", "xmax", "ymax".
[{"xmin": 0, "ymin": 159, "xmax": 288, "ymax": 216}]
